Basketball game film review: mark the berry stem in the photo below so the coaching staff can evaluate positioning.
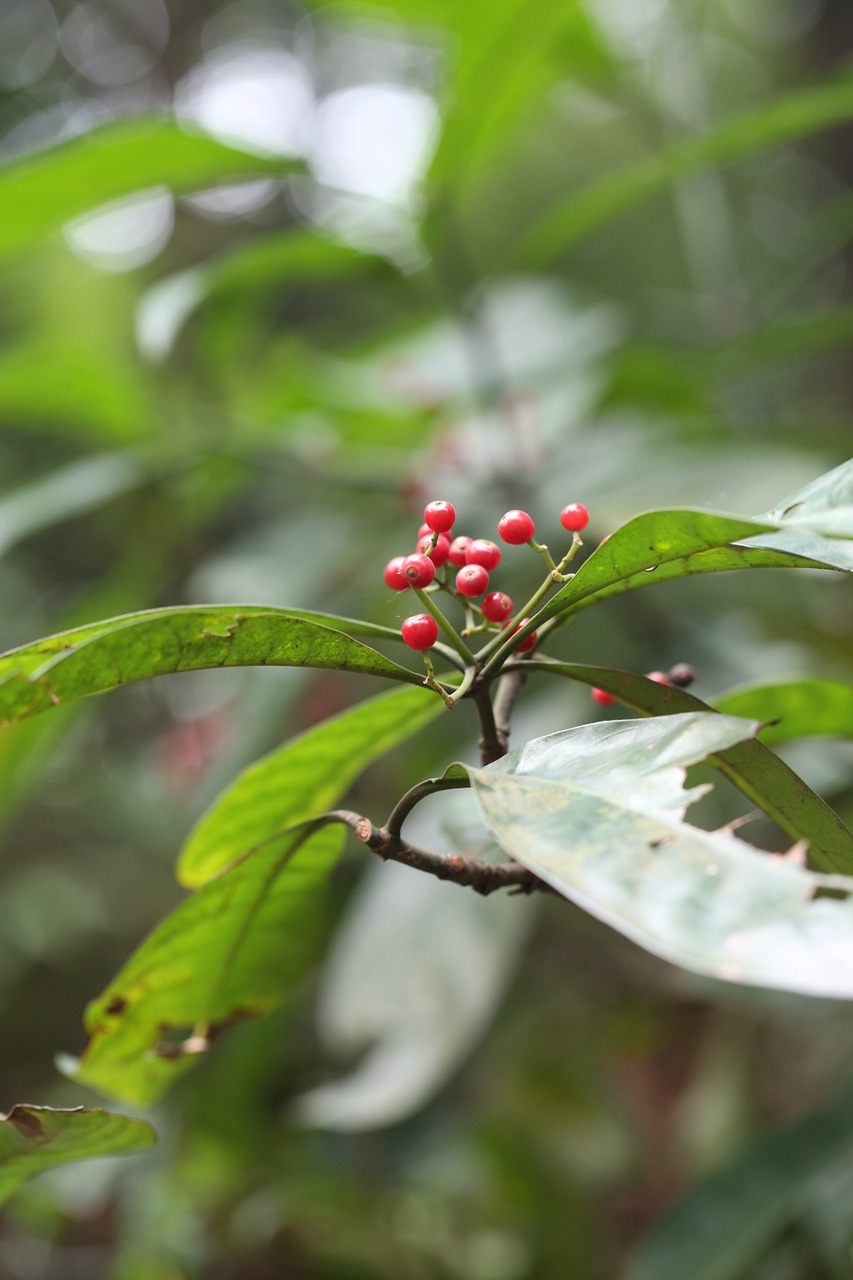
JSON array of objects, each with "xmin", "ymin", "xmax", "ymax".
[
  {"xmin": 447, "ymin": 663, "xmax": 477, "ymax": 707},
  {"xmin": 550, "ymin": 532, "xmax": 584, "ymax": 582},
  {"xmin": 421, "ymin": 651, "xmax": 455, "ymax": 706},
  {"xmin": 528, "ymin": 538, "xmax": 557, "ymax": 573},
  {"xmin": 383, "ymin": 772, "xmax": 471, "ymax": 840},
  {"xmin": 414, "ymin": 587, "xmax": 476, "ymax": 664},
  {"xmin": 477, "ymin": 533, "xmax": 585, "ymax": 673}
]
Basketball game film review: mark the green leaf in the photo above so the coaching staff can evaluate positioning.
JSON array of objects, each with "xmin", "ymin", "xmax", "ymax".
[
  {"xmin": 466, "ymin": 714, "xmax": 853, "ymax": 997},
  {"xmin": 626, "ymin": 1087, "xmax": 853, "ymax": 1280},
  {"xmin": 0, "ymin": 606, "xmax": 425, "ymax": 727},
  {"xmin": 65, "ymin": 682, "xmax": 442, "ymax": 1103},
  {"xmin": 516, "ymin": 75, "xmax": 853, "ymax": 264},
  {"xmin": 0, "ymin": 118, "xmax": 289, "ymax": 261},
  {"xmin": 0, "ymin": 1105, "xmax": 155, "ymax": 1204},
  {"xmin": 714, "ymin": 679, "xmax": 853, "ymax": 746},
  {"xmin": 62, "ymin": 821, "xmax": 335, "ymax": 1104},
  {"xmin": 760, "ymin": 456, "xmax": 853, "ymax": 537},
  {"xmin": 179, "ymin": 684, "xmax": 444, "ymax": 887},
  {"xmin": 531, "ymin": 510, "xmax": 834, "ymax": 632},
  {"xmin": 522, "ymin": 662, "xmax": 853, "ymax": 873}
]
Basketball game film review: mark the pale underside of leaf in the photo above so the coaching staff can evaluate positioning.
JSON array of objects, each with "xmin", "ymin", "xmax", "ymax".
[
  {"xmin": 519, "ymin": 662, "xmax": 853, "ymax": 874},
  {"xmin": 467, "ymin": 715, "xmax": 853, "ymax": 999}
]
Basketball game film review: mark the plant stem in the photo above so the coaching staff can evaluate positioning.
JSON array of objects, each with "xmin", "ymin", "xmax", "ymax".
[
  {"xmin": 478, "ymin": 535, "xmax": 584, "ymax": 676},
  {"xmin": 324, "ymin": 809, "xmax": 556, "ymax": 898},
  {"xmin": 384, "ymin": 772, "xmax": 471, "ymax": 839},
  {"xmin": 414, "ymin": 587, "xmax": 476, "ymax": 665}
]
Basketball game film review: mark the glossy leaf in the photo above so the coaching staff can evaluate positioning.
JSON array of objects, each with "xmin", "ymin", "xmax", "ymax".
[
  {"xmin": 521, "ymin": 662, "xmax": 853, "ymax": 873},
  {"xmin": 467, "ymin": 714, "xmax": 853, "ymax": 997},
  {"xmin": 761, "ymin": 455, "xmax": 853, "ymax": 537},
  {"xmin": 627, "ymin": 1087, "xmax": 853, "ymax": 1280},
  {"xmin": 0, "ymin": 606, "xmax": 425, "ymax": 727},
  {"xmin": 530, "ymin": 510, "xmax": 827, "ymax": 632},
  {"xmin": 714, "ymin": 679, "xmax": 853, "ymax": 746},
  {"xmin": 62, "ymin": 820, "xmax": 336, "ymax": 1103},
  {"xmin": 0, "ymin": 1105, "xmax": 155, "ymax": 1204},
  {"xmin": 517, "ymin": 76, "xmax": 853, "ymax": 264},
  {"xmin": 0, "ymin": 119, "xmax": 287, "ymax": 261},
  {"xmin": 179, "ymin": 684, "xmax": 444, "ymax": 886}
]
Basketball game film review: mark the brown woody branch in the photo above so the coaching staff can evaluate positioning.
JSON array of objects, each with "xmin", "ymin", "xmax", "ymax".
[{"xmin": 324, "ymin": 809, "xmax": 556, "ymax": 898}]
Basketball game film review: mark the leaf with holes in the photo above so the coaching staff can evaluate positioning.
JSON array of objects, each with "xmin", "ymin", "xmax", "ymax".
[
  {"xmin": 518, "ymin": 662, "xmax": 853, "ymax": 874},
  {"xmin": 466, "ymin": 714, "xmax": 853, "ymax": 998}
]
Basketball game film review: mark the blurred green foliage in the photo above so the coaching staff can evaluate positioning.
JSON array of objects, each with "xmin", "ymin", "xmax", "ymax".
[{"xmin": 2, "ymin": 0, "xmax": 853, "ymax": 1275}]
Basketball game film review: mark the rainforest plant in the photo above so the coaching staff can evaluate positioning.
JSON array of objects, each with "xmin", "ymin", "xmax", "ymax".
[{"xmin": 3, "ymin": 458, "xmax": 853, "ymax": 1187}]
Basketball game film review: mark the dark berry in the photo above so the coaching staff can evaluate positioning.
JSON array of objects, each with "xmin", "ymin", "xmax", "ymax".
[
  {"xmin": 402, "ymin": 553, "xmax": 436, "ymax": 589},
  {"xmin": 416, "ymin": 532, "xmax": 451, "ymax": 567},
  {"xmin": 423, "ymin": 499, "xmax": 456, "ymax": 533},
  {"xmin": 402, "ymin": 614, "xmax": 439, "ymax": 650},
  {"xmin": 498, "ymin": 509, "xmax": 535, "ymax": 544},
  {"xmin": 668, "ymin": 663, "xmax": 696, "ymax": 688},
  {"xmin": 466, "ymin": 539, "xmax": 501, "ymax": 571},
  {"xmin": 591, "ymin": 687, "xmax": 616, "ymax": 706},
  {"xmin": 560, "ymin": 503, "xmax": 589, "ymax": 532},
  {"xmin": 456, "ymin": 564, "xmax": 489, "ymax": 597},
  {"xmin": 481, "ymin": 591, "xmax": 513, "ymax": 622},
  {"xmin": 383, "ymin": 556, "xmax": 409, "ymax": 591},
  {"xmin": 448, "ymin": 535, "xmax": 472, "ymax": 567}
]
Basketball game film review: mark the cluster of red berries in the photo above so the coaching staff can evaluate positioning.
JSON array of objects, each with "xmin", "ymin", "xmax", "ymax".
[{"xmin": 385, "ymin": 499, "xmax": 590, "ymax": 653}]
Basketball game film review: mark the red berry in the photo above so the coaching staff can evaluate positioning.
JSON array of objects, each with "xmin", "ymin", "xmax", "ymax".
[
  {"xmin": 401, "ymin": 553, "xmax": 436, "ymax": 589},
  {"xmin": 503, "ymin": 617, "xmax": 537, "ymax": 652},
  {"xmin": 482, "ymin": 591, "xmax": 513, "ymax": 622},
  {"xmin": 560, "ymin": 503, "xmax": 589, "ymax": 533},
  {"xmin": 498, "ymin": 509, "xmax": 535, "ymax": 544},
  {"xmin": 448, "ymin": 535, "xmax": 472, "ymax": 567},
  {"xmin": 416, "ymin": 532, "xmax": 451, "ymax": 567},
  {"xmin": 417, "ymin": 523, "xmax": 433, "ymax": 540},
  {"xmin": 591, "ymin": 687, "xmax": 616, "ymax": 705},
  {"xmin": 456, "ymin": 564, "xmax": 489, "ymax": 597},
  {"xmin": 423, "ymin": 499, "xmax": 456, "ymax": 533},
  {"xmin": 466, "ymin": 539, "xmax": 501, "ymax": 571},
  {"xmin": 383, "ymin": 556, "xmax": 409, "ymax": 592},
  {"xmin": 401, "ymin": 613, "xmax": 439, "ymax": 650},
  {"xmin": 647, "ymin": 671, "xmax": 670, "ymax": 685}
]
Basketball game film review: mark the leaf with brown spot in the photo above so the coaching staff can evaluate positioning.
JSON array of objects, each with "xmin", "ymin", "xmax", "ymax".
[{"xmin": 0, "ymin": 1106, "xmax": 155, "ymax": 1204}]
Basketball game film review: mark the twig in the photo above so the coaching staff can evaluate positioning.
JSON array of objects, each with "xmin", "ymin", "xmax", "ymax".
[
  {"xmin": 326, "ymin": 809, "xmax": 556, "ymax": 898},
  {"xmin": 384, "ymin": 773, "xmax": 471, "ymax": 840},
  {"xmin": 492, "ymin": 668, "xmax": 527, "ymax": 751}
]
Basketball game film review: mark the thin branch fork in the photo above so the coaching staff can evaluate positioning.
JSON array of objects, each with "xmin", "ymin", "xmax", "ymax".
[{"xmin": 325, "ymin": 809, "xmax": 556, "ymax": 898}]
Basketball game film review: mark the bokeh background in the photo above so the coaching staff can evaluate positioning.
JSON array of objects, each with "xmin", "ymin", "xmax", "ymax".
[{"xmin": 2, "ymin": 0, "xmax": 853, "ymax": 1276}]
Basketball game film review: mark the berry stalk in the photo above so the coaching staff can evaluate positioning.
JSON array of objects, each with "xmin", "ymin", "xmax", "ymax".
[{"xmin": 413, "ymin": 587, "xmax": 476, "ymax": 665}]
